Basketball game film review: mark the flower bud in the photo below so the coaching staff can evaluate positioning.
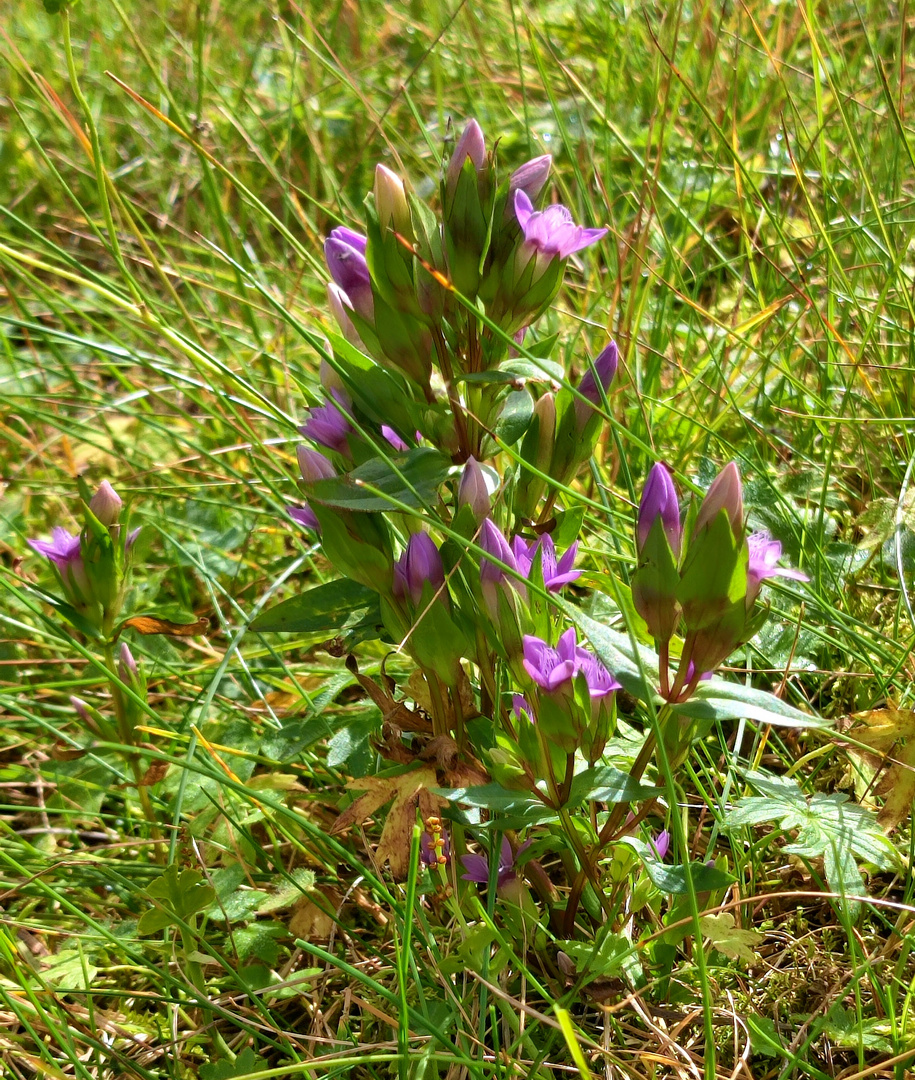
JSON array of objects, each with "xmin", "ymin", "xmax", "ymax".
[
  {"xmin": 118, "ymin": 643, "xmax": 138, "ymax": 683},
  {"xmin": 296, "ymin": 446, "xmax": 336, "ymax": 484},
  {"xmin": 575, "ymin": 341, "xmax": 618, "ymax": 425},
  {"xmin": 458, "ymin": 457, "xmax": 491, "ymax": 521},
  {"xmin": 71, "ymin": 696, "xmax": 92, "ymax": 724},
  {"xmin": 324, "ymin": 231, "xmax": 373, "ymax": 320},
  {"xmin": 509, "ymin": 154, "xmax": 552, "ymax": 203},
  {"xmin": 637, "ymin": 463, "xmax": 681, "ymax": 558},
  {"xmin": 446, "ymin": 119, "xmax": 486, "ymax": 197},
  {"xmin": 392, "ymin": 531, "xmax": 445, "ymax": 606},
  {"xmin": 300, "ymin": 390, "xmax": 353, "ymax": 456},
  {"xmin": 374, "ymin": 164, "xmax": 411, "ymax": 237},
  {"xmin": 89, "ymin": 481, "xmax": 122, "ymax": 526},
  {"xmin": 695, "ymin": 462, "xmax": 743, "ymax": 536}
]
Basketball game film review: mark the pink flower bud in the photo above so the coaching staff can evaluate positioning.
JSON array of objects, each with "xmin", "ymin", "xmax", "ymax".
[
  {"xmin": 637, "ymin": 463, "xmax": 681, "ymax": 557},
  {"xmin": 392, "ymin": 532, "xmax": 445, "ymax": 605},
  {"xmin": 458, "ymin": 457, "xmax": 491, "ymax": 521},
  {"xmin": 509, "ymin": 154, "xmax": 552, "ymax": 202},
  {"xmin": 374, "ymin": 164, "xmax": 411, "ymax": 236},
  {"xmin": 296, "ymin": 446, "xmax": 336, "ymax": 484},
  {"xmin": 89, "ymin": 481, "xmax": 122, "ymax": 526},
  {"xmin": 446, "ymin": 119, "xmax": 486, "ymax": 197},
  {"xmin": 695, "ymin": 462, "xmax": 743, "ymax": 535}
]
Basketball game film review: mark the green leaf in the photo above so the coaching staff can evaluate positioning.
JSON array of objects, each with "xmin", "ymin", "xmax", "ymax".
[
  {"xmin": 642, "ymin": 860, "xmax": 735, "ymax": 895},
  {"xmin": 200, "ymin": 1048, "xmax": 268, "ymax": 1080},
  {"xmin": 138, "ymin": 866, "xmax": 217, "ymax": 934},
  {"xmin": 309, "ymin": 447, "xmax": 450, "ymax": 512},
  {"xmin": 250, "ymin": 578, "xmax": 383, "ymax": 635},
  {"xmin": 566, "ymin": 766, "xmax": 661, "ymax": 805},
  {"xmin": 492, "ymin": 389, "xmax": 534, "ymax": 444},
  {"xmin": 698, "ymin": 912, "xmax": 764, "ymax": 964},
  {"xmin": 728, "ymin": 770, "xmax": 897, "ymax": 915}
]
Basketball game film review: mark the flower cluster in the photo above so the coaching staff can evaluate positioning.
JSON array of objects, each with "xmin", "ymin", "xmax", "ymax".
[
  {"xmin": 28, "ymin": 480, "xmax": 139, "ymax": 634},
  {"xmin": 632, "ymin": 462, "xmax": 808, "ymax": 701}
]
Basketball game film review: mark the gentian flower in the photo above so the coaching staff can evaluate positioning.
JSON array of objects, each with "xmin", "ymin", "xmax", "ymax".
[
  {"xmin": 522, "ymin": 627, "xmax": 619, "ymax": 698},
  {"xmin": 445, "ymin": 119, "xmax": 487, "ymax": 197},
  {"xmin": 392, "ymin": 532, "xmax": 445, "ymax": 606},
  {"xmin": 88, "ymin": 480, "xmax": 122, "ymax": 526},
  {"xmin": 324, "ymin": 227, "xmax": 373, "ymax": 320},
  {"xmin": 508, "ymin": 154, "xmax": 552, "ymax": 202},
  {"xmin": 479, "ymin": 518, "xmax": 522, "ymax": 613},
  {"xmin": 514, "ymin": 189, "xmax": 607, "ymax": 262},
  {"xmin": 650, "ymin": 829, "xmax": 671, "ymax": 861},
  {"xmin": 381, "ymin": 425, "xmax": 409, "ymax": 452},
  {"xmin": 300, "ymin": 389, "xmax": 354, "ymax": 456},
  {"xmin": 296, "ymin": 446, "xmax": 336, "ymax": 484},
  {"xmin": 326, "ymin": 282, "xmax": 366, "ymax": 348},
  {"xmin": 28, "ymin": 527, "xmax": 90, "ymax": 598},
  {"xmin": 637, "ymin": 463, "xmax": 681, "ymax": 557},
  {"xmin": 462, "ymin": 836, "xmax": 529, "ymax": 890},
  {"xmin": 574, "ymin": 340, "xmax": 618, "ymax": 426},
  {"xmin": 374, "ymin": 164, "xmax": 412, "ymax": 237},
  {"xmin": 745, "ymin": 531, "xmax": 808, "ymax": 607},
  {"xmin": 695, "ymin": 461, "xmax": 744, "ymax": 535},
  {"xmin": 458, "ymin": 456, "xmax": 492, "ymax": 521},
  {"xmin": 288, "ymin": 504, "xmax": 320, "ymax": 532},
  {"xmin": 510, "ymin": 533, "xmax": 581, "ymax": 591}
]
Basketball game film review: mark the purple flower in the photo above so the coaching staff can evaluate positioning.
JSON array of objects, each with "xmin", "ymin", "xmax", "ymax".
[
  {"xmin": 288, "ymin": 504, "xmax": 320, "ymax": 532},
  {"xmin": 296, "ymin": 446, "xmax": 336, "ymax": 484},
  {"xmin": 324, "ymin": 228, "xmax": 373, "ymax": 320},
  {"xmin": 745, "ymin": 531, "xmax": 808, "ymax": 607},
  {"xmin": 637, "ymin": 463, "xmax": 681, "ymax": 557},
  {"xmin": 381, "ymin": 425, "xmax": 409, "ymax": 452},
  {"xmin": 695, "ymin": 462, "xmax": 744, "ymax": 535},
  {"xmin": 523, "ymin": 629, "xmax": 579, "ymax": 692},
  {"xmin": 458, "ymin": 457, "xmax": 491, "ymax": 521},
  {"xmin": 392, "ymin": 532, "xmax": 445, "ymax": 606},
  {"xmin": 650, "ymin": 829, "xmax": 671, "ymax": 861},
  {"xmin": 522, "ymin": 627, "xmax": 620, "ymax": 698},
  {"xmin": 118, "ymin": 643, "xmax": 138, "ymax": 681},
  {"xmin": 512, "ymin": 694, "xmax": 532, "ymax": 721},
  {"xmin": 300, "ymin": 389, "xmax": 353, "ymax": 456},
  {"xmin": 509, "ymin": 154, "xmax": 552, "ymax": 202},
  {"xmin": 479, "ymin": 519, "xmax": 522, "ymax": 613},
  {"xmin": 446, "ymin": 119, "xmax": 487, "ymax": 196},
  {"xmin": 514, "ymin": 189, "xmax": 608, "ymax": 260},
  {"xmin": 28, "ymin": 526, "xmax": 90, "ymax": 597},
  {"xmin": 462, "ymin": 836, "xmax": 528, "ymax": 890},
  {"xmin": 575, "ymin": 340, "xmax": 618, "ymax": 425},
  {"xmin": 510, "ymin": 534, "xmax": 581, "ymax": 591},
  {"xmin": 88, "ymin": 481, "xmax": 122, "ymax": 526}
]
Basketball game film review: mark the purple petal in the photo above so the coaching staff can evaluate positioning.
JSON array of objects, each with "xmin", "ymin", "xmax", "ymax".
[
  {"xmin": 288, "ymin": 505, "xmax": 320, "ymax": 532},
  {"xmin": 381, "ymin": 425, "xmax": 409, "ymax": 452},
  {"xmin": 460, "ymin": 853, "xmax": 490, "ymax": 883}
]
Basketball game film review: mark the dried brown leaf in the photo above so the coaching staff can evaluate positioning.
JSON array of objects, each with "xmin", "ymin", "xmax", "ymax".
[
  {"xmin": 121, "ymin": 615, "xmax": 210, "ymax": 638},
  {"xmin": 846, "ymin": 705, "xmax": 915, "ymax": 831}
]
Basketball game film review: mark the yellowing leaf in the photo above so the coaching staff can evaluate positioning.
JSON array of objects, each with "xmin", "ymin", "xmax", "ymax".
[
  {"xmin": 331, "ymin": 765, "xmax": 443, "ymax": 880},
  {"xmin": 846, "ymin": 705, "xmax": 915, "ymax": 832},
  {"xmin": 699, "ymin": 912, "xmax": 763, "ymax": 964}
]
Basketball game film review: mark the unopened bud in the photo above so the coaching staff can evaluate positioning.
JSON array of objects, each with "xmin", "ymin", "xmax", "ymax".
[
  {"xmin": 89, "ymin": 481, "xmax": 122, "ymax": 526},
  {"xmin": 374, "ymin": 164, "xmax": 411, "ymax": 237},
  {"xmin": 695, "ymin": 462, "xmax": 743, "ymax": 535},
  {"xmin": 508, "ymin": 154, "xmax": 552, "ymax": 202},
  {"xmin": 458, "ymin": 457, "xmax": 491, "ymax": 521},
  {"xmin": 296, "ymin": 446, "xmax": 336, "ymax": 484}
]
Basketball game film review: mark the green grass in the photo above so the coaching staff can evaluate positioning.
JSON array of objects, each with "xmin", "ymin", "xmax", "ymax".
[{"xmin": 2, "ymin": 1, "xmax": 915, "ymax": 1077}]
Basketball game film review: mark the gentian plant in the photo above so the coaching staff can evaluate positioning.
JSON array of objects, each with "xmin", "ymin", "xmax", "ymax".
[{"xmin": 253, "ymin": 120, "xmax": 815, "ymax": 937}]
